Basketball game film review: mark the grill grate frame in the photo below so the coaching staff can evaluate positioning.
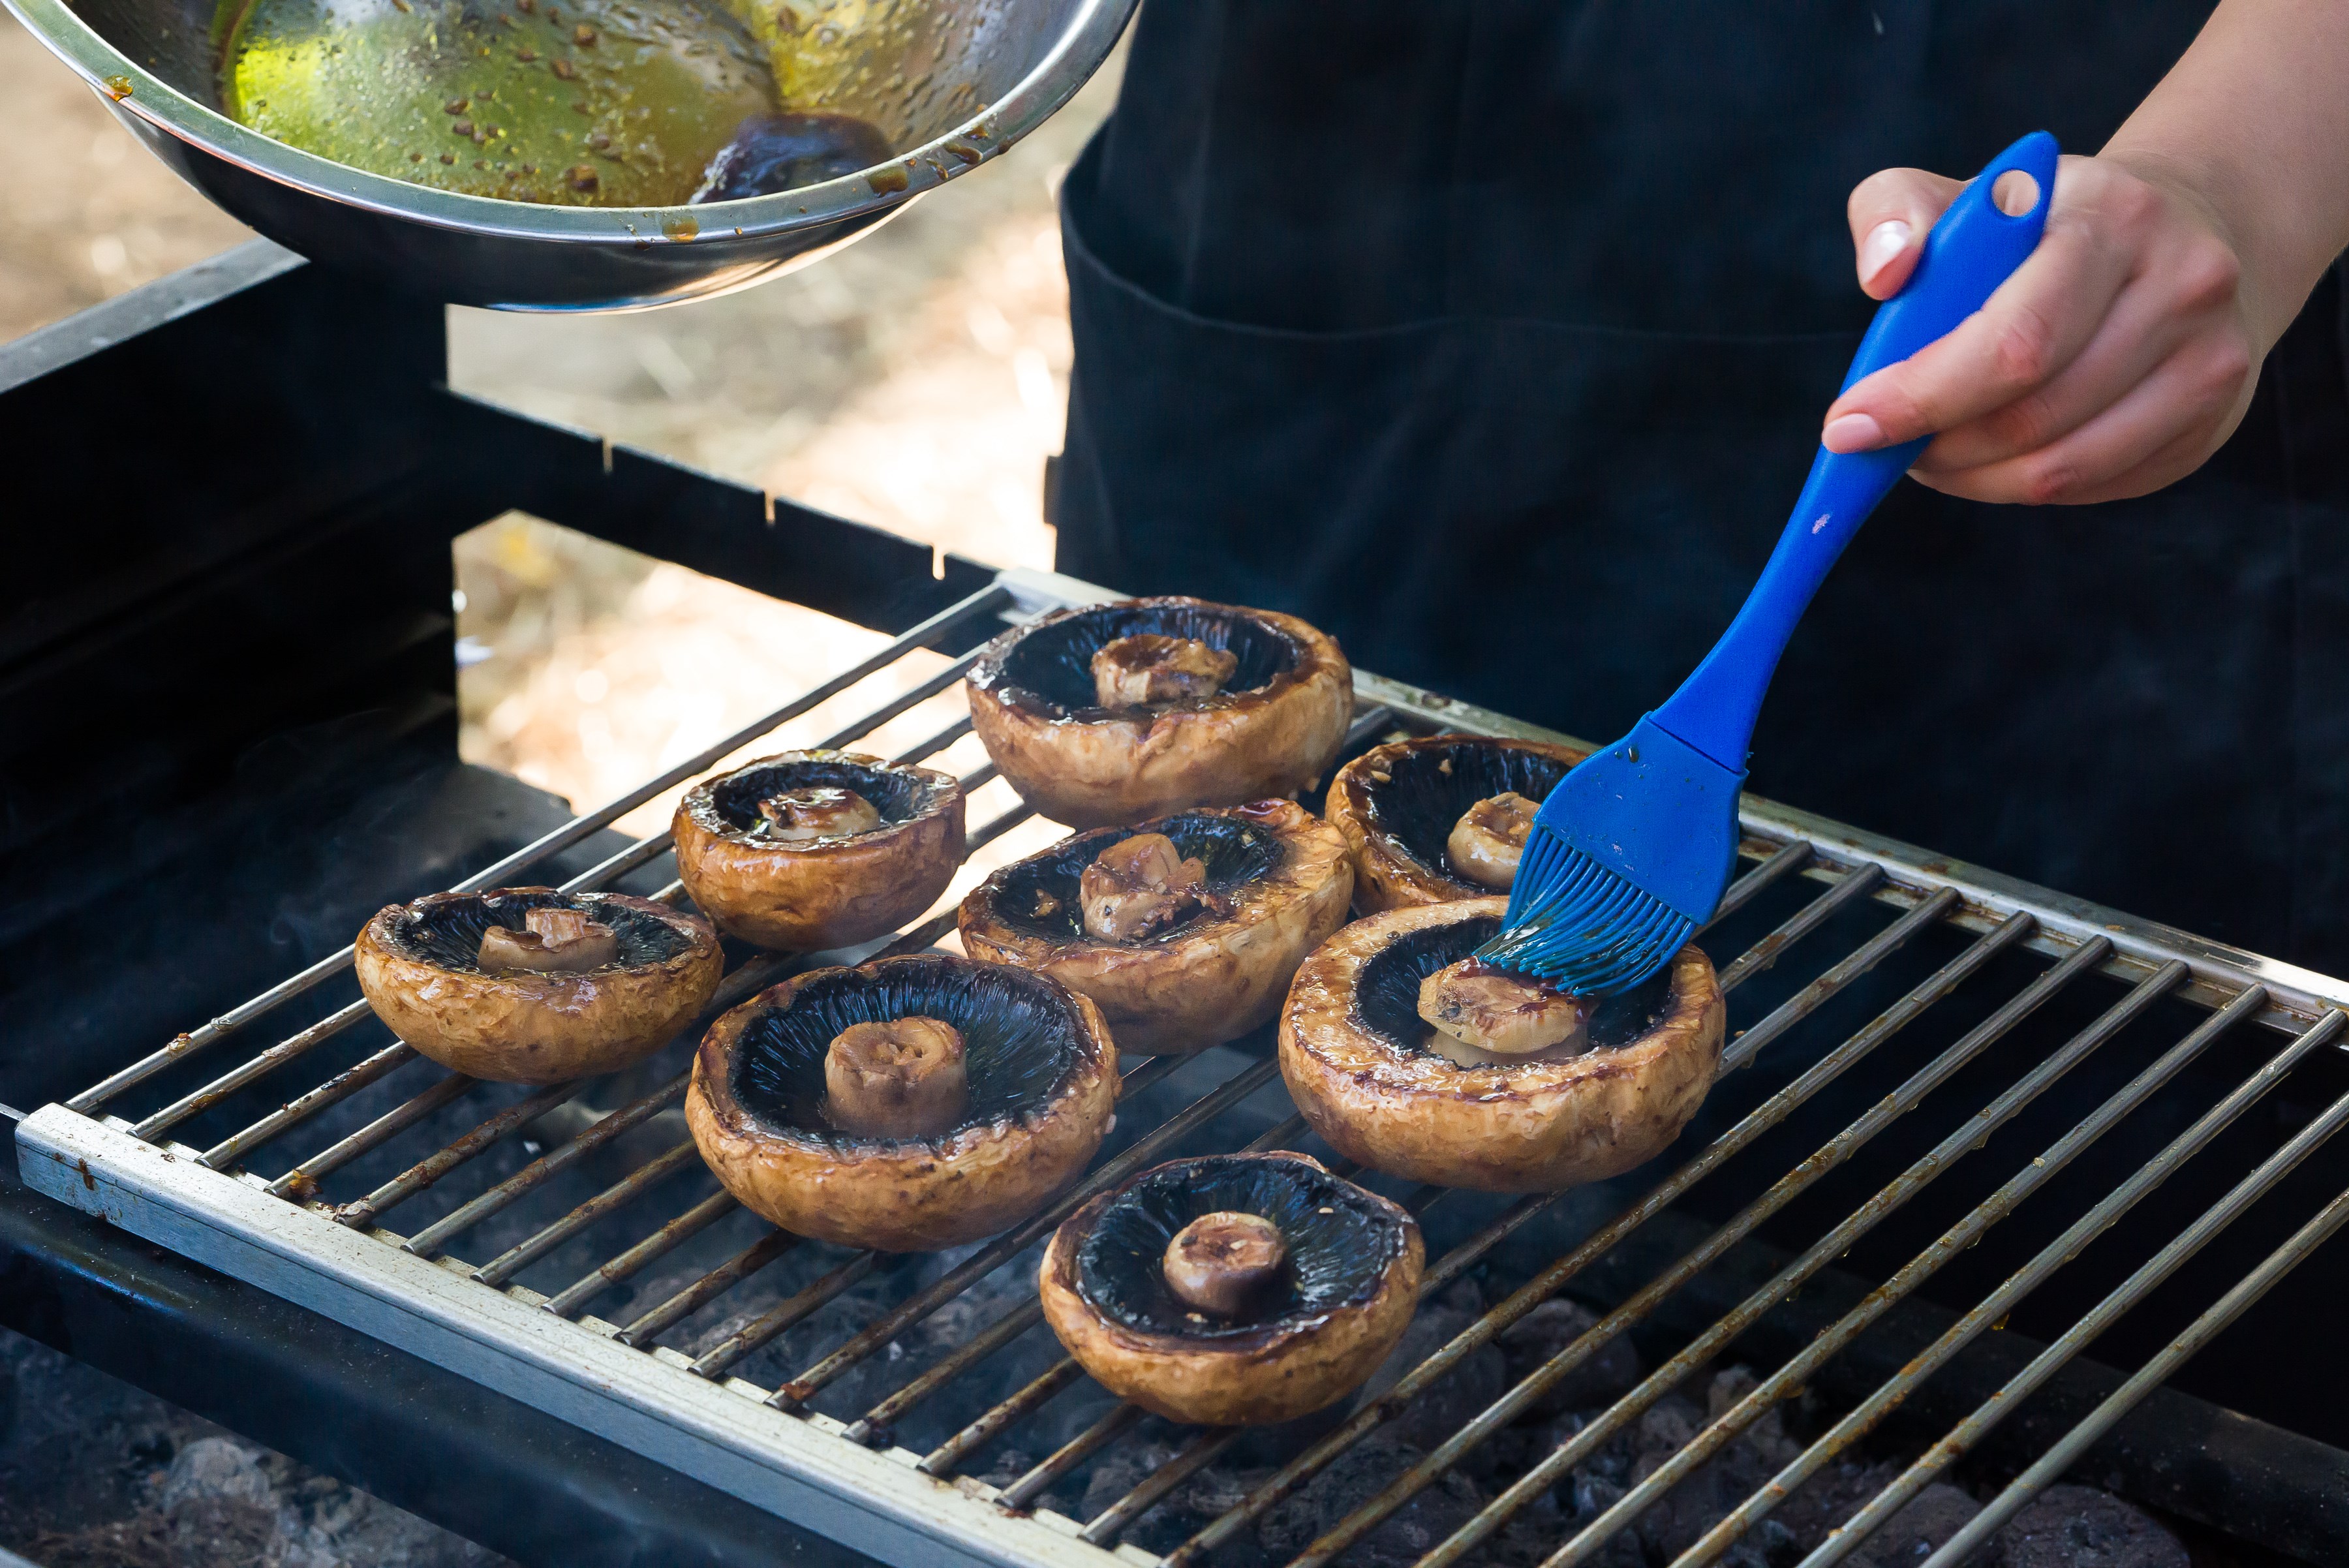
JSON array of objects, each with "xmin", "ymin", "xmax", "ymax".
[{"xmin": 18, "ymin": 564, "xmax": 2349, "ymax": 1568}]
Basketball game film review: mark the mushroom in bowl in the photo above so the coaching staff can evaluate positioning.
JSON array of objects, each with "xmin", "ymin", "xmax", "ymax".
[
  {"xmin": 673, "ymin": 750, "xmax": 964, "ymax": 952},
  {"xmin": 1326, "ymin": 735, "xmax": 1586, "ymax": 914},
  {"xmin": 685, "ymin": 953, "xmax": 1117, "ymax": 1252},
  {"xmin": 958, "ymin": 800, "xmax": 1353, "ymax": 1054},
  {"xmin": 355, "ymin": 889, "xmax": 723, "ymax": 1084},
  {"xmin": 1280, "ymin": 898, "xmax": 1723, "ymax": 1192},
  {"xmin": 966, "ymin": 597, "xmax": 1353, "ymax": 829},
  {"xmin": 1039, "ymin": 1152, "xmax": 1421, "ymax": 1426}
]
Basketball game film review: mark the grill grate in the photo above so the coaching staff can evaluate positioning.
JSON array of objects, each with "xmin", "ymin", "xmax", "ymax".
[{"xmin": 19, "ymin": 565, "xmax": 2349, "ymax": 1568}]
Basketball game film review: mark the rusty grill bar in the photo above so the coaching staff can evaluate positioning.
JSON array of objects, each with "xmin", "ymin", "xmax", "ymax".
[{"xmin": 19, "ymin": 564, "xmax": 2349, "ymax": 1568}]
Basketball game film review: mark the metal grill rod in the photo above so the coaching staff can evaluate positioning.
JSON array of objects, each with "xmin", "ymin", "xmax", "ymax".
[
  {"xmin": 1679, "ymin": 996, "xmax": 2341, "ymax": 1567},
  {"xmin": 204, "ymin": 1041, "xmax": 418, "ymax": 1170},
  {"xmin": 692, "ymin": 1251, "xmax": 884, "ymax": 1379},
  {"xmin": 65, "ymin": 581, "xmax": 1013, "ymax": 1115},
  {"xmin": 335, "ymin": 1080, "xmax": 587, "ymax": 1230},
  {"xmin": 1565, "ymin": 976, "xmax": 2267, "ymax": 1568},
  {"xmin": 399, "ymin": 1073, "xmax": 692, "ymax": 1258},
  {"xmin": 1306, "ymin": 949, "xmax": 2170, "ymax": 1568},
  {"xmin": 600, "ymin": 1214, "xmax": 789, "ymax": 1336},
  {"xmin": 1922, "ymin": 1160, "xmax": 2349, "ymax": 1568},
  {"xmin": 264, "ymin": 1070, "xmax": 480, "ymax": 1199},
  {"xmin": 1806, "ymin": 1011, "xmax": 2349, "ymax": 1568},
  {"xmin": 473, "ymin": 1140, "xmax": 703, "ymax": 1288},
  {"xmin": 1155, "ymin": 893, "xmax": 2012, "ymax": 1568}
]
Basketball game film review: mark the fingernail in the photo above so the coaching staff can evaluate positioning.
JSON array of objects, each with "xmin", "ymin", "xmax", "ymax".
[
  {"xmin": 1858, "ymin": 220, "xmax": 1911, "ymax": 288},
  {"xmin": 1822, "ymin": 412, "xmax": 1886, "ymax": 453}
]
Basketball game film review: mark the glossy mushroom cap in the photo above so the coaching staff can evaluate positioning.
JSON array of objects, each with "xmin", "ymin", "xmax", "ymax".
[
  {"xmin": 673, "ymin": 751, "xmax": 964, "ymax": 952},
  {"xmin": 356, "ymin": 889, "xmax": 723, "ymax": 1084},
  {"xmin": 959, "ymin": 800, "xmax": 1353, "ymax": 1054},
  {"xmin": 1280, "ymin": 899, "xmax": 1724, "ymax": 1192},
  {"xmin": 1327, "ymin": 736, "xmax": 1583, "ymax": 913},
  {"xmin": 686, "ymin": 954, "xmax": 1117, "ymax": 1252},
  {"xmin": 1039, "ymin": 1152, "xmax": 1422, "ymax": 1426},
  {"xmin": 966, "ymin": 596, "xmax": 1353, "ymax": 828}
]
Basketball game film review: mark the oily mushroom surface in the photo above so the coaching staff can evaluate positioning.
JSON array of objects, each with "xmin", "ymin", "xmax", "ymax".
[
  {"xmin": 1280, "ymin": 899, "xmax": 1724, "ymax": 1193},
  {"xmin": 686, "ymin": 953, "xmax": 1116, "ymax": 1252},
  {"xmin": 1039, "ymin": 1152, "xmax": 1422, "ymax": 1426},
  {"xmin": 966, "ymin": 597, "xmax": 1353, "ymax": 828},
  {"xmin": 673, "ymin": 750, "xmax": 964, "ymax": 953},
  {"xmin": 959, "ymin": 799, "xmax": 1353, "ymax": 1054},
  {"xmin": 355, "ymin": 889, "xmax": 722, "ymax": 1084},
  {"xmin": 1327, "ymin": 735, "xmax": 1584, "ymax": 914}
]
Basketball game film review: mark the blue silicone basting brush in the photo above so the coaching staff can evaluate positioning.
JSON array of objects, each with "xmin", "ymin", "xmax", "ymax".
[{"xmin": 1479, "ymin": 131, "xmax": 2060, "ymax": 993}]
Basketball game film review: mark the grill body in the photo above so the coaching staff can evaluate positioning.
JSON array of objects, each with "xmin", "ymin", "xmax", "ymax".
[{"xmin": 5, "ymin": 249, "xmax": 2349, "ymax": 1568}]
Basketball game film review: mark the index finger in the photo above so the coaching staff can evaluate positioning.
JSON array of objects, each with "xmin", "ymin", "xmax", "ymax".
[{"xmin": 1820, "ymin": 215, "xmax": 2130, "ymax": 453}]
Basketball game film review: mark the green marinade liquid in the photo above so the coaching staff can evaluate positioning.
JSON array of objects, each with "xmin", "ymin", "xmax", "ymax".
[{"xmin": 219, "ymin": 0, "xmax": 781, "ymax": 206}]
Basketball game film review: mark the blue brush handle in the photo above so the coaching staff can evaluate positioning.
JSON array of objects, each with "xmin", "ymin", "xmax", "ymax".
[{"xmin": 1651, "ymin": 131, "xmax": 2061, "ymax": 771}]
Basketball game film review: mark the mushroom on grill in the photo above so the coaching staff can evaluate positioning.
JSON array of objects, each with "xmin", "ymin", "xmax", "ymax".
[
  {"xmin": 958, "ymin": 799, "xmax": 1353, "ymax": 1054},
  {"xmin": 1326, "ymin": 735, "xmax": 1584, "ymax": 913},
  {"xmin": 1039, "ymin": 1152, "xmax": 1421, "ymax": 1426},
  {"xmin": 672, "ymin": 750, "xmax": 964, "ymax": 952},
  {"xmin": 1280, "ymin": 898, "xmax": 1723, "ymax": 1191},
  {"xmin": 966, "ymin": 596, "xmax": 1353, "ymax": 828},
  {"xmin": 355, "ymin": 889, "xmax": 722, "ymax": 1084},
  {"xmin": 686, "ymin": 953, "xmax": 1117, "ymax": 1252}
]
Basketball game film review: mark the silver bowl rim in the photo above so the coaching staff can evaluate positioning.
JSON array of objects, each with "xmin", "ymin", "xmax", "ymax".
[{"xmin": 0, "ymin": 0, "xmax": 1134, "ymax": 247}]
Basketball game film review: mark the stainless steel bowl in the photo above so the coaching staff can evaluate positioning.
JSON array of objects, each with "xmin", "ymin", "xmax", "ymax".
[{"xmin": 3, "ymin": 0, "xmax": 1132, "ymax": 310}]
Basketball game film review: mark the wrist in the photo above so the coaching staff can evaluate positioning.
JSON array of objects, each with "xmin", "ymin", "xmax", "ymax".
[{"xmin": 2098, "ymin": 143, "xmax": 2299, "ymax": 349}]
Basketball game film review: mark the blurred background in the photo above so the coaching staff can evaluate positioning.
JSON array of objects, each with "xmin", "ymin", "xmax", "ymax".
[{"xmin": 1, "ymin": 0, "xmax": 1116, "ymax": 839}]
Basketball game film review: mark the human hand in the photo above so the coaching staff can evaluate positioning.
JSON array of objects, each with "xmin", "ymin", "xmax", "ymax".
[{"xmin": 1819, "ymin": 153, "xmax": 2263, "ymax": 506}]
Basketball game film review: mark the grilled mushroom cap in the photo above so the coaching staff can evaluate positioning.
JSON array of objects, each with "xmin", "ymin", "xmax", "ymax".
[
  {"xmin": 1280, "ymin": 899, "xmax": 1723, "ymax": 1192},
  {"xmin": 959, "ymin": 799, "xmax": 1353, "ymax": 1054},
  {"xmin": 1326, "ymin": 736, "xmax": 1584, "ymax": 914},
  {"xmin": 356, "ymin": 889, "xmax": 722, "ymax": 1084},
  {"xmin": 1039, "ymin": 1152, "xmax": 1421, "ymax": 1426},
  {"xmin": 673, "ymin": 751, "xmax": 964, "ymax": 952},
  {"xmin": 686, "ymin": 954, "xmax": 1117, "ymax": 1252},
  {"xmin": 966, "ymin": 597, "xmax": 1353, "ymax": 829}
]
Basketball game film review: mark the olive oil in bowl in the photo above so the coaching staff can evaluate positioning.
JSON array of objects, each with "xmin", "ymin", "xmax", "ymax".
[{"xmin": 218, "ymin": 0, "xmax": 885, "ymax": 206}]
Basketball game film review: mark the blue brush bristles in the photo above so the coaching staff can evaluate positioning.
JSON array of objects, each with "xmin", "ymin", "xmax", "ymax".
[{"xmin": 1475, "ymin": 829, "xmax": 1696, "ymax": 995}]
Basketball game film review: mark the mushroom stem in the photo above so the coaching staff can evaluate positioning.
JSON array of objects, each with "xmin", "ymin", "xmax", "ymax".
[
  {"xmin": 825, "ymin": 1017, "xmax": 968, "ymax": 1139},
  {"xmin": 1091, "ymin": 633, "xmax": 1238, "ymax": 707},
  {"xmin": 478, "ymin": 906, "xmax": 621, "ymax": 974},
  {"xmin": 1163, "ymin": 1211, "xmax": 1287, "ymax": 1317},
  {"xmin": 1079, "ymin": 832, "xmax": 1220, "ymax": 943},
  {"xmin": 1446, "ymin": 792, "xmax": 1539, "ymax": 891},
  {"xmin": 1417, "ymin": 957, "xmax": 1591, "ymax": 1058},
  {"xmin": 758, "ymin": 786, "xmax": 882, "ymax": 842}
]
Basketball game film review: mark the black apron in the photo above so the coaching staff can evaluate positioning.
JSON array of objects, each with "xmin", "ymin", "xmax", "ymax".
[{"xmin": 1054, "ymin": 1, "xmax": 2349, "ymax": 973}]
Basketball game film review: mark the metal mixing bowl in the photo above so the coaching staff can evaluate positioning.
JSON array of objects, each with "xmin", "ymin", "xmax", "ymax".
[{"xmin": 3, "ymin": 0, "xmax": 1132, "ymax": 310}]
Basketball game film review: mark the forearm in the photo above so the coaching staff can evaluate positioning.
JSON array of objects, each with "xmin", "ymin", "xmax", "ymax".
[{"xmin": 2103, "ymin": 0, "xmax": 2349, "ymax": 347}]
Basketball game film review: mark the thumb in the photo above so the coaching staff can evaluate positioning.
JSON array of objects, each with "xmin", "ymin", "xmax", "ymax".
[{"xmin": 1847, "ymin": 166, "xmax": 1963, "ymax": 300}]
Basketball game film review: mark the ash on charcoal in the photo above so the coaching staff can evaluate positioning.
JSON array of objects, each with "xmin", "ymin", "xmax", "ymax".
[
  {"xmin": 1, "ymin": 1329, "xmax": 509, "ymax": 1568},
  {"xmin": 1626, "ymin": 1370, "xmax": 1808, "ymax": 1568},
  {"xmin": 1257, "ymin": 1431, "xmax": 1488, "ymax": 1568},
  {"xmin": 1765, "ymin": 1456, "xmax": 1984, "ymax": 1567},
  {"xmin": 1496, "ymin": 1297, "xmax": 1643, "ymax": 1417},
  {"xmin": 1349, "ymin": 1278, "xmax": 1511, "ymax": 1468},
  {"xmin": 1993, "ymin": 1483, "xmax": 2188, "ymax": 1568}
]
